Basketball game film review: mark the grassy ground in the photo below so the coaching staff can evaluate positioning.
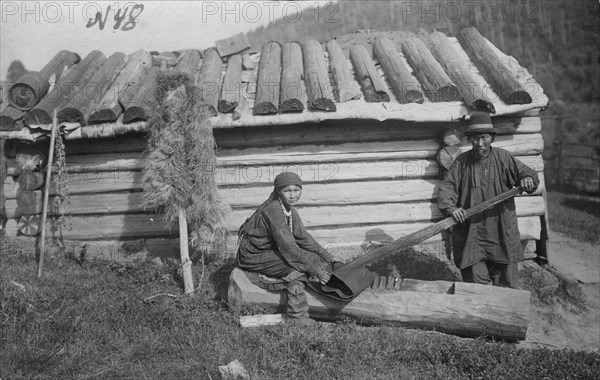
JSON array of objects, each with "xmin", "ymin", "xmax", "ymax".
[
  {"xmin": 546, "ymin": 190, "xmax": 600, "ymax": 244},
  {"xmin": 2, "ymin": 236, "xmax": 599, "ymax": 380}
]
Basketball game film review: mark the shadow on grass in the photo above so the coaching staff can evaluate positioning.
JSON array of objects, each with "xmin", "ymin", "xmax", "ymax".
[
  {"xmin": 209, "ymin": 258, "xmax": 237, "ymax": 302},
  {"xmin": 368, "ymin": 247, "xmax": 461, "ymax": 282},
  {"xmin": 562, "ymin": 198, "xmax": 600, "ymax": 218}
]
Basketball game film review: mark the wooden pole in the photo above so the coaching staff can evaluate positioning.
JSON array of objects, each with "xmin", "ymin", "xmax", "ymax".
[
  {"xmin": 37, "ymin": 110, "xmax": 58, "ymax": 278},
  {"xmin": 178, "ymin": 207, "xmax": 194, "ymax": 295}
]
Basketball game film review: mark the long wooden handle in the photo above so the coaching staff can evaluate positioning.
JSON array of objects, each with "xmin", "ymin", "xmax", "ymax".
[
  {"xmin": 37, "ymin": 110, "xmax": 58, "ymax": 278},
  {"xmin": 346, "ymin": 187, "xmax": 522, "ymax": 269}
]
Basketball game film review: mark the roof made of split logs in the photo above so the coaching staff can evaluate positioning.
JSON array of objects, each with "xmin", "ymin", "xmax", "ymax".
[{"xmin": 0, "ymin": 28, "xmax": 548, "ymax": 139}]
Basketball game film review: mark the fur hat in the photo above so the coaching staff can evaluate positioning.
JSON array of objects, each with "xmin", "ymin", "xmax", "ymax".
[{"xmin": 464, "ymin": 111, "xmax": 498, "ymax": 135}]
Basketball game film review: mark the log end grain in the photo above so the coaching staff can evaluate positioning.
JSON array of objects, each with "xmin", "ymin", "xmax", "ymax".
[
  {"xmin": 473, "ymin": 100, "xmax": 496, "ymax": 114},
  {"xmin": 405, "ymin": 90, "xmax": 424, "ymax": 104},
  {"xmin": 309, "ymin": 98, "xmax": 336, "ymax": 112},
  {"xmin": 57, "ymin": 107, "xmax": 86, "ymax": 126},
  {"xmin": 511, "ymin": 91, "xmax": 533, "ymax": 105},
  {"xmin": 280, "ymin": 98, "xmax": 305, "ymax": 113},
  {"xmin": 123, "ymin": 106, "xmax": 149, "ymax": 124},
  {"xmin": 253, "ymin": 102, "xmax": 278, "ymax": 115},
  {"xmin": 88, "ymin": 109, "xmax": 120, "ymax": 124},
  {"xmin": 218, "ymin": 99, "xmax": 239, "ymax": 114}
]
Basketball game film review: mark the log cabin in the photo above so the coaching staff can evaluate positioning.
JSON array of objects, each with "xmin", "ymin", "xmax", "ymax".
[{"xmin": 0, "ymin": 28, "xmax": 549, "ymax": 267}]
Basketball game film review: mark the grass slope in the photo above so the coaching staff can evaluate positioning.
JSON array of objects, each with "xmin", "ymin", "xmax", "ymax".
[{"xmin": 1, "ymin": 238, "xmax": 598, "ymax": 380}]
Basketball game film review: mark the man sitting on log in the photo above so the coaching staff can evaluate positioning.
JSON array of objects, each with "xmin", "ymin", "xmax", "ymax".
[
  {"xmin": 237, "ymin": 172, "xmax": 335, "ymax": 326},
  {"xmin": 438, "ymin": 111, "xmax": 539, "ymax": 289}
]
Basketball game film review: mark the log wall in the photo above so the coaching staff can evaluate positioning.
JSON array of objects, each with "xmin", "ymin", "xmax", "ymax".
[{"xmin": 2, "ymin": 116, "xmax": 548, "ymax": 263}]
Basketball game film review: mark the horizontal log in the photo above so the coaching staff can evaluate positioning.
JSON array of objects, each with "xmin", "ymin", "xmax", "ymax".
[
  {"xmin": 197, "ymin": 47, "xmax": 223, "ymax": 116},
  {"xmin": 428, "ymin": 32, "xmax": 494, "ymax": 113},
  {"xmin": 5, "ymin": 235, "xmax": 180, "ymax": 262},
  {"xmin": 279, "ymin": 42, "xmax": 305, "ymax": 113},
  {"xmin": 25, "ymin": 51, "xmax": 107, "ymax": 125},
  {"xmin": 4, "ymin": 156, "xmax": 544, "ymax": 199},
  {"xmin": 4, "ymin": 173, "xmax": 545, "ymax": 219},
  {"xmin": 58, "ymin": 52, "xmax": 127, "ymax": 125},
  {"xmin": 401, "ymin": 36, "xmax": 460, "ymax": 102},
  {"xmin": 302, "ymin": 40, "xmax": 336, "ymax": 111},
  {"xmin": 219, "ymin": 54, "xmax": 243, "ymax": 113},
  {"xmin": 9, "ymin": 50, "xmax": 79, "ymax": 110},
  {"xmin": 216, "ymin": 32, "xmax": 251, "ymax": 58},
  {"xmin": 373, "ymin": 37, "xmax": 424, "ymax": 104},
  {"xmin": 122, "ymin": 66, "xmax": 159, "ymax": 123},
  {"xmin": 217, "ymin": 134, "xmax": 544, "ymax": 164},
  {"xmin": 4, "ymin": 210, "xmax": 540, "ymax": 258},
  {"xmin": 350, "ymin": 44, "xmax": 390, "ymax": 102},
  {"xmin": 90, "ymin": 50, "xmax": 152, "ymax": 124},
  {"xmin": 228, "ymin": 268, "xmax": 530, "ymax": 340},
  {"xmin": 229, "ymin": 197, "xmax": 545, "ymax": 230},
  {"xmin": 253, "ymin": 42, "xmax": 281, "ymax": 115},
  {"xmin": 457, "ymin": 27, "xmax": 531, "ymax": 105},
  {"xmin": 325, "ymin": 40, "xmax": 361, "ymax": 102}
]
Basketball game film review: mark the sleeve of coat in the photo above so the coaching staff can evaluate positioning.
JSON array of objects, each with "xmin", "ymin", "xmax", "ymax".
[
  {"xmin": 265, "ymin": 208, "xmax": 322, "ymax": 275},
  {"xmin": 504, "ymin": 150, "xmax": 540, "ymax": 193},
  {"xmin": 292, "ymin": 210, "xmax": 335, "ymax": 263},
  {"xmin": 438, "ymin": 160, "xmax": 461, "ymax": 216}
]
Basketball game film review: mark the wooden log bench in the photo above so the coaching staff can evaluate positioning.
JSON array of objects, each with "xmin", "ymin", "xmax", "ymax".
[{"xmin": 229, "ymin": 267, "xmax": 530, "ymax": 341}]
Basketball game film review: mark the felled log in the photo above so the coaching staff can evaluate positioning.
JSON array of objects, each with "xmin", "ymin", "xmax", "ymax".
[
  {"xmin": 373, "ymin": 38, "xmax": 423, "ymax": 104},
  {"xmin": 122, "ymin": 66, "xmax": 159, "ymax": 123},
  {"xmin": 0, "ymin": 105, "xmax": 24, "ymax": 131},
  {"xmin": 279, "ymin": 42, "xmax": 305, "ymax": 113},
  {"xmin": 427, "ymin": 32, "xmax": 495, "ymax": 113},
  {"xmin": 325, "ymin": 40, "xmax": 362, "ymax": 102},
  {"xmin": 174, "ymin": 50, "xmax": 202, "ymax": 78},
  {"xmin": 58, "ymin": 52, "xmax": 126, "ymax": 125},
  {"xmin": 350, "ymin": 44, "xmax": 390, "ymax": 102},
  {"xmin": 253, "ymin": 42, "xmax": 281, "ymax": 115},
  {"xmin": 302, "ymin": 40, "xmax": 336, "ymax": 112},
  {"xmin": 457, "ymin": 27, "xmax": 532, "ymax": 105},
  {"xmin": 90, "ymin": 50, "xmax": 151, "ymax": 124},
  {"xmin": 437, "ymin": 145, "xmax": 462, "ymax": 170},
  {"xmin": 229, "ymin": 268, "xmax": 530, "ymax": 341},
  {"xmin": 215, "ymin": 32, "xmax": 251, "ymax": 59},
  {"xmin": 25, "ymin": 51, "xmax": 107, "ymax": 125},
  {"xmin": 401, "ymin": 36, "xmax": 460, "ymax": 102},
  {"xmin": 197, "ymin": 47, "xmax": 223, "ymax": 116},
  {"xmin": 219, "ymin": 54, "xmax": 243, "ymax": 113},
  {"xmin": 9, "ymin": 50, "xmax": 80, "ymax": 110}
]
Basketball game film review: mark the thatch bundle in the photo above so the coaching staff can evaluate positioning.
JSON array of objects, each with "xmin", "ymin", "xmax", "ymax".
[{"xmin": 143, "ymin": 73, "xmax": 230, "ymax": 260}]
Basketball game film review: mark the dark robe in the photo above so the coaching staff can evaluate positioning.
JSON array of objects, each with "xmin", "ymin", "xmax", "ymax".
[
  {"xmin": 237, "ymin": 197, "xmax": 334, "ymax": 278},
  {"xmin": 438, "ymin": 147, "xmax": 539, "ymax": 269}
]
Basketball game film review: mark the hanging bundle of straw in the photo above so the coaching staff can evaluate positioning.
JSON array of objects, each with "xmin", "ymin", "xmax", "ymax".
[{"xmin": 143, "ymin": 73, "xmax": 230, "ymax": 261}]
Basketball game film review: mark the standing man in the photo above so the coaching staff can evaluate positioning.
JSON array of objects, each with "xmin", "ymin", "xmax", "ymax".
[{"xmin": 438, "ymin": 111, "xmax": 539, "ymax": 289}]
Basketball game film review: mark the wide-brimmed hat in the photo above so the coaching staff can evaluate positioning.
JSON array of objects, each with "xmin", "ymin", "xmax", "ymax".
[{"xmin": 464, "ymin": 111, "xmax": 498, "ymax": 136}]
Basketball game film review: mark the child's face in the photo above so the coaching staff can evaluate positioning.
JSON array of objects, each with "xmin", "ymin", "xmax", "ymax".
[{"xmin": 278, "ymin": 185, "xmax": 302, "ymax": 208}]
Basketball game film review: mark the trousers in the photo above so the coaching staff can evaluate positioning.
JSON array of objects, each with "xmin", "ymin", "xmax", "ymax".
[
  {"xmin": 285, "ymin": 280, "xmax": 309, "ymax": 318},
  {"xmin": 461, "ymin": 260, "xmax": 520, "ymax": 289}
]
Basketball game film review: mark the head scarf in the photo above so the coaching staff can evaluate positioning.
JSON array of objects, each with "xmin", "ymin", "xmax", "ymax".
[{"xmin": 238, "ymin": 172, "xmax": 303, "ymax": 237}]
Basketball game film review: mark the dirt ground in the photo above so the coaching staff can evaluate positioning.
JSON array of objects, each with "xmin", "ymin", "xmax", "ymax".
[{"xmin": 517, "ymin": 231, "xmax": 600, "ymax": 352}]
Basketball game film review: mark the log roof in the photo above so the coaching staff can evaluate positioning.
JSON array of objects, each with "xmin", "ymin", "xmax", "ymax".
[{"xmin": 0, "ymin": 28, "xmax": 548, "ymax": 141}]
